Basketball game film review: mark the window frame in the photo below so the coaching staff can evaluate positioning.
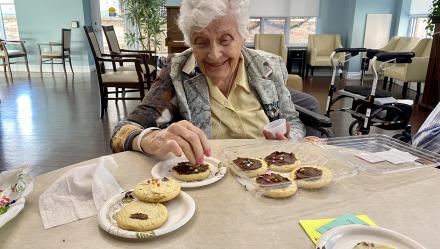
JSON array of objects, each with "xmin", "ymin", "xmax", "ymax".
[
  {"xmin": 246, "ymin": 16, "xmax": 317, "ymax": 47},
  {"xmin": 409, "ymin": 15, "xmax": 429, "ymax": 38}
]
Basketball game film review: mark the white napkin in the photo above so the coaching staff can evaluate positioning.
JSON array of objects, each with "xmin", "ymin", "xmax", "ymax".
[
  {"xmin": 39, "ymin": 156, "xmax": 123, "ymax": 229},
  {"xmin": 0, "ymin": 167, "xmax": 33, "ymax": 228}
]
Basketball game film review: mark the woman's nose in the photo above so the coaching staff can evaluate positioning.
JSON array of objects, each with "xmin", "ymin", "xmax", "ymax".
[{"xmin": 207, "ymin": 43, "xmax": 221, "ymax": 61}]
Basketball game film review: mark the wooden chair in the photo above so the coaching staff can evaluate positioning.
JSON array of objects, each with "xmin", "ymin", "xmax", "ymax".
[
  {"xmin": 83, "ymin": 26, "xmax": 146, "ymax": 118},
  {"xmin": 0, "ymin": 39, "xmax": 30, "ymax": 76},
  {"xmin": 102, "ymin": 25, "xmax": 157, "ymax": 84},
  {"xmin": 38, "ymin": 29, "xmax": 74, "ymax": 77}
]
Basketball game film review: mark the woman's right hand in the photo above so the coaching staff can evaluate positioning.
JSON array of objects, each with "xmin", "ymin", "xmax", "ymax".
[{"xmin": 135, "ymin": 120, "xmax": 212, "ymax": 165}]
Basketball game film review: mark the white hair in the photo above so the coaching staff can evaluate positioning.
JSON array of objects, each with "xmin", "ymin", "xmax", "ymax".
[{"xmin": 178, "ymin": 0, "xmax": 250, "ymax": 45}]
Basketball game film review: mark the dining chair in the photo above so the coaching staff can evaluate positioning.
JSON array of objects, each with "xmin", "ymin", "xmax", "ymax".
[
  {"xmin": 38, "ymin": 29, "xmax": 74, "ymax": 77},
  {"xmin": 254, "ymin": 34, "xmax": 288, "ymax": 64},
  {"xmin": 84, "ymin": 26, "xmax": 147, "ymax": 118},
  {"xmin": 102, "ymin": 25, "xmax": 157, "ymax": 85},
  {"xmin": 0, "ymin": 38, "xmax": 30, "ymax": 76}
]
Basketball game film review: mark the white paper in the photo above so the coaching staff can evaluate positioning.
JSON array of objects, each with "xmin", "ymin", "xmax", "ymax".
[{"xmin": 356, "ymin": 149, "xmax": 418, "ymax": 164}]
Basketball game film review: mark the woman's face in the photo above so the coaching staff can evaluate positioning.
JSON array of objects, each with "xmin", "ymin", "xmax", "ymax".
[{"xmin": 190, "ymin": 15, "xmax": 245, "ymax": 85}]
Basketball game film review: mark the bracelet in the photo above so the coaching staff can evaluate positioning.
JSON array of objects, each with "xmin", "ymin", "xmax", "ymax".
[{"xmin": 136, "ymin": 127, "xmax": 160, "ymax": 153}]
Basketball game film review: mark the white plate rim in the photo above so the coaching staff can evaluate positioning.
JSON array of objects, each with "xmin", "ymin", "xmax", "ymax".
[
  {"xmin": 151, "ymin": 156, "xmax": 227, "ymax": 188},
  {"xmin": 98, "ymin": 190, "xmax": 195, "ymax": 239},
  {"xmin": 316, "ymin": 224, "xmax": 427, "ymax": 249}
]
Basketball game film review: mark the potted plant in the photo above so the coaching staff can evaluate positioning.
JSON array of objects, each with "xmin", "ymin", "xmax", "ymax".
[
  {"xmin": 426, "ymin": 0, "xmax": 440, "ymax": 36},
  {"xmin": 123, "ymin": 0, "xmax": 166, "ymax": 52}
]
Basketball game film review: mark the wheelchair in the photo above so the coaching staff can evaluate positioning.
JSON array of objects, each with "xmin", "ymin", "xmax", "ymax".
[{"xmin": 324, "ymin": 48, "xmax": 415, "ymax": 142}]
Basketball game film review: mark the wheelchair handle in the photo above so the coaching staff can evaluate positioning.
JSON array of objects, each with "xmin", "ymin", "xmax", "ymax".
[
  {"xmin": 334, "ymin": 48, "xmax": 367, "ymax": 57},
  {"xmin": 374, "ymin": 51, "xmax": 415, "ymax": 63}
]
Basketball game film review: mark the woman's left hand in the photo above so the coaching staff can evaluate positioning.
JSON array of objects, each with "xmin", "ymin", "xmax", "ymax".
[{"xmin": 263, "ymin": 123, "xmax": 291, "ymax": 140}]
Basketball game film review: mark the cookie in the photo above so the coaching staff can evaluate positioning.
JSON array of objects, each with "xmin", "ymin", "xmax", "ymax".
[
  {"xmin": 171, "ymin": 161, "xmax": 211, "ymax": 182},
  {"xmin": 133, "ymin": 177, "xmax": 181, "ymax": 203},
  {"xmin": 115, "ymin": 201, "xmax": 168, "ymax": 231},
  {"xmin": 256, "ymin": 173, "xmax": 297, "ymax": 198},
  {"xmin": 290, "ymin": 165, "xmax": 333, "ymax": 189},
  {"xmin": 233, "ymin": 157, "xmax": 267, "ymax": 177},
  {"xmin": 264, "ymin": 151, "xmax": 301, "ymax": 172}
]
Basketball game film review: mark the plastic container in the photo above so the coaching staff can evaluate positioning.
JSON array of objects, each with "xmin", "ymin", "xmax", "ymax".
[
  {"xmin": 220, "ymin": 140, "xmax": 363, "ymax": 222},
  {"xmin": 221, "ymin": 140, "xmax": 359, "ymax": 197},
  {"xmin": 319, "ymin": 134, "xmax": 440, "ymax": 175},
  {"xmin": 263, "ymin": 118, "xmax": 287, "ymax": 137}
]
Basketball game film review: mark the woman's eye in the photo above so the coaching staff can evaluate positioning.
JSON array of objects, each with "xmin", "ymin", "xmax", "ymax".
[{"xmin": 220, "ymin": 36, "xmax": 232, "ymax": 45}]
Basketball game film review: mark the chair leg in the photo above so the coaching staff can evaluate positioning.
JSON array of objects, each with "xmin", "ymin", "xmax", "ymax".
[
  {"xmin": 51, "ymin": 59, "xmax": 54, "ymax": 74},
  {"xmin": 68, "ymin": 57, "xmax": 74, "ymax": 75},
  {"xmin": 24, "ymin": 55, "xmax": 30, "ymax": 75},
  {"xmin": 388, "ymin": 78, "xmax": 393, "ymax": 91},
  {"xmin": 416, "ymin": 82, "xmax": 421, "ymax": 100},
  {"xmin": 402, "ymin": 82, "xmax": 408, "ymax": 98},
  {"xmin": 62, "ymin": 58, "xmax": 67, "ymax": 77},
  {"xmin": 305, "ymin": 64, "xmax": 309, "ymax": 77},
  {"xmin": 40, "ymin": 57, "xmax": 43, "ymax": 76},
  {"xmin": 6, "ymin": 58, "xmax": 12, "ymax": 77},
  {"xmin": 383, "ymin": 76, "xmax": 388, "ymax": 90},
  {"xmin": 115, "ymin": 87, "xmax": 119, "ymax": 102},
  {"xmin": 311, "ymin": 66, "xmax": 314, "ymax": 77}
]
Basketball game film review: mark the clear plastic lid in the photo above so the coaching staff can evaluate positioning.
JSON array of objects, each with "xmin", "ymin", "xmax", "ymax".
[
  {"xmin": 221, "ymin": 140, "xmax": 359, "ymax": 197},
  {"xmin": 319, "ymin": 134, "xmax": 440, "ymax": 176}
]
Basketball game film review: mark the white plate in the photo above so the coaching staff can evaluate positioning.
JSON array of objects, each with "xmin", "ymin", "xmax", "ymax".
[
  {"xmin": 98, "ymin": 190, "xmax": 195, "ymax": 239},
  {"xmin": 151, "ymin": 156, "xmax": 227, "ymax": 188},
  {"xmin": 316, "ymin": 224, "xmax": 426, "ymax": 249}
]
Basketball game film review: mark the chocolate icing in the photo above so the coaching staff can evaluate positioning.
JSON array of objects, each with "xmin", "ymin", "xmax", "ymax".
[
  {"xmin": 256, "ymin": 173, "xmax": 291, "ymax": 185},
  {"xmin": 264, "ymin": 151, "xmax": 297, "ymax": 166},
  {"xmin": 130, "ymin": 213, "xmax": 149, "ymax": 220},
  {"xmin": 172, "ymin": 161, "xmax": 209, "ymax": 175},
  {"xmin": 233, "ymin": 157, "xmax": 262, "ymax": 171},
  {"xmin": 295, "ymin": 167, "xmax": 322, "ymax": 180}
]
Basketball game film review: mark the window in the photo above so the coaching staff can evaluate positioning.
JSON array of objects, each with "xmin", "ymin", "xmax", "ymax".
[
  {"xmin": 100, "ymin": 0, "xmax": 127, "ymax": 52},
  {"xmin": 289, "ymin": 17, "xmax": 316, "ymax": 46},
  {"xmin": 409, "ymin": 17, "xmax": 429, "ymax": 38},
  {"xmin": 246, "ymin": 16, "xmax": 316, "ymax": 46},
  {"xmin": 0, "ymin": 0, "xmax": 19, "ymax": 40}
]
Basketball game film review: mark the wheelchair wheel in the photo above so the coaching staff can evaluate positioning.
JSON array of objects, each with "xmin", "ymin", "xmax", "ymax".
[{"xmin": 349, "ymin": 120, "xmax": 363, "ymax": 136}]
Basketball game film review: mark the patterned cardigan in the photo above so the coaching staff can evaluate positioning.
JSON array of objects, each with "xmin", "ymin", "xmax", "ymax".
[{"xmin": 110, "ymin": 47, "xmax": 305, "ymax": 152}]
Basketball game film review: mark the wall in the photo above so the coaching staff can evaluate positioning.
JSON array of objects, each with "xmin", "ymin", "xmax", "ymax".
[
  {"xmin": 347, "ymin": 0, "xmax": 399, "ymax": 72},
  {"xmin": 317, "ymin": 0, "xmax": 356, "ymax": 47},
  {"xmin": 396, "ymin": 0, "xmax": 412, "ymax": 36},
  {"xmin": 14, "ymin": 0, "xmax": 93, "ymax": 72}
]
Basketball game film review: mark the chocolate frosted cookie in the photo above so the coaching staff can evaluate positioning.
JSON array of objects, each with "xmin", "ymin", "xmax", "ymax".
[
  {"xmin": 171, "ymin": 161, "xmax": 211, "ymax": 182},
  {"xmin": 115, "ymin": 201, "xmax": 168, "ymax": 231},
  {"xmin": 353, "ymin": 241, "xmax": 396, "ymax": 249},
  {"xmin": 232, "ymin": 157, "xmax": 267, "ymax": 177},
  {"xmin": 264, "ymin": 151, "xmax": 301, "ymax": 172},
  {"xmin": 290, "ymin": 165, "xmax": 333, "ymax": 190},
  {"xmin": 255, "ymin": 173, "xmax": 297, "ymax": 198}
]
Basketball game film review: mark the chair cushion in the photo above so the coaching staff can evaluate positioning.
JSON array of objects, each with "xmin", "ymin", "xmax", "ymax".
[
  {"xmin": 344, "ymin": 85, "xmax": 392, "ymax": 98},
  {"xmin": 41, "ymin": 51, "xmax": 63, "ymax": 58},
  {"xmin": 313, "ymin": 55, "xmax": 332, "ymax": 66},
  {"xmin": 0, "ymin": 50, "xmax": 26, "ymax": 57},
  {"xmin": 101, "ymin": 70, "xmax": 141, "ymax": 83}
]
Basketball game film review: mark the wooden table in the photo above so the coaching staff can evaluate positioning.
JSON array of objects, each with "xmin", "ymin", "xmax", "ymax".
[
  {"xmin": 1, "ymin": 139, "xmax": 439, "ymax": 248},
  {"xmin": 287, "ymin": 47, "xmax": 307, "ymax": 78}
]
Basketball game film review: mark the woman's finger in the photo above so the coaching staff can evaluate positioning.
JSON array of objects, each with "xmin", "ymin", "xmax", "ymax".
[
  {"xmin": 183, "ymin": 122, "xmax": 212, "ymax": 157},
  {"xmin": 173, "ymin": 135, "xmax": 197, "ymax": 165},
  {"xmin": 285, "ymin": 123, "xmax": 291, "ymax": 139},
  {"xmin": 177, "ymin": 127, "xmax": 205, "ymax": 164},
  {"xmin": 275, "ymin": 132, "xmax": 287, "ymax": 140},
  {"xmin": 263, "ymin": 130, "xmax": 275, "ymax": 140}
]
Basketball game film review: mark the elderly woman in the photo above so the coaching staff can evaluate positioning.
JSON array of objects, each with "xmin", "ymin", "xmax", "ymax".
[{"xmin": 111, "ymin": 0, "xmax": 316, "ymax": 165}]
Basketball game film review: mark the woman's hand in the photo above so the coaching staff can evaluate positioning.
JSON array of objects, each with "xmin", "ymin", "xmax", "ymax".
[
  {"xmin": 263, "ymin": 123, "xmax": 291, "ymax": 140},
  {"xmin": 135, "ymin": 121, "xmax": 212, "ymax": 165}
]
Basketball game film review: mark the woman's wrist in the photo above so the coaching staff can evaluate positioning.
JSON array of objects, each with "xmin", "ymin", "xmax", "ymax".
[{"xmin": 133, "ymin": 127, "xmax": 160, "ymax": 153}]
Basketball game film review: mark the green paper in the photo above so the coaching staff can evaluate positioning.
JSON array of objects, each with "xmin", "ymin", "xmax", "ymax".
[{"xmin": 316, "ymin": 213, "xmax": 367, "ymax": 234}]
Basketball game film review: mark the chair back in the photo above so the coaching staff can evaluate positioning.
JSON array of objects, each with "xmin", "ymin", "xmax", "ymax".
[
  {"xmin": 309, "ymin": 34, "xmax": 342, "ymax": 56},
  {"xmin": 254, "ymin": 34, "xmax": 287, "ymax": 62},
  {"xmin": 83, "ymin": 26, "xmax": 104, "ymax": 73},
  {"xmin": 412, "ymin": 38, "xmax": 433, "ymax": 57},
  {"xmin": 62, "ymin": 28, "xmax": 72, "ymax": 52},
  {"xmin": 102, "ymin": 25, "xmax": 121, "ymax": 54},
  {"xmin": 393, "ymin": 37, "xmax": 420, "ymax": 52}
]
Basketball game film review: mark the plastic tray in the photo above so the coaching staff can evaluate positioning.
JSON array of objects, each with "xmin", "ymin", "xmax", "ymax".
[
  {"xmin": 320, "ymin": 134, "xmax": 440, "ymax": 175},
  {"xmin": 221, "ymin": 140, "xmax": 359, "ymax": 197}
]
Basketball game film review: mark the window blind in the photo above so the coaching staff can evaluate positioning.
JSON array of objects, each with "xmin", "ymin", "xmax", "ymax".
[
  {"xmin": 409, "ymin": 0, "xmax": 431, "ymax": 15},
  {"xmin": 249, "ymin": 0, "xmax": 320, "ymax": 17}
]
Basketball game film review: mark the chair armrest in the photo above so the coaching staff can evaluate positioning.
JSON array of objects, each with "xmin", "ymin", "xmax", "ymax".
[
  {"xmin": 97, "ymin": 56, "xmax": 141, "ymax": 63},
  {"xmin": 120, "ymin": 49, "xmax": 155, "ymax": 54},
  {"xmin": 3, "ymin": 40, "xmax": 25, "ymax": 44},
  {"xmin": 295, "ymin": 104, "xmax": 332, "ymax": 128}
]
